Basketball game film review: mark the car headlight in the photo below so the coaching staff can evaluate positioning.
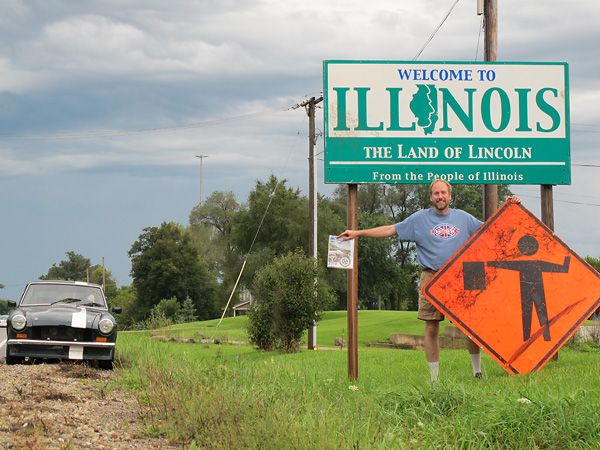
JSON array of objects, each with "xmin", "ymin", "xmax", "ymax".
[
  {"xmin": 98, "ymin": 317, "xmax": 115, "ymax": 334},
  {"xmin": 11, "ymin": 314, "xmax": 26, "ymax": 331}
]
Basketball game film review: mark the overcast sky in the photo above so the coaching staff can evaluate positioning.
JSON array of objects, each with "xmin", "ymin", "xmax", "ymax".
[{"xmin": 1, "ymin": 0, "xmax": 599, "ymax": 301}]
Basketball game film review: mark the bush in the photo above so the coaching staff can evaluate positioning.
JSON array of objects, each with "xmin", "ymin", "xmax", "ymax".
[
  {"xmin": 247, "ymin": 249, "xmax": 336, "ymax": 352},
  {"xmin": 144, "ymin": 309, "xmax": 173, "ymax": 330}
]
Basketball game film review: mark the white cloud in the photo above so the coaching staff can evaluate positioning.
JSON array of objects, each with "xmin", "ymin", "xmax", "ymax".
[{"xmin": 1, "ymin": 0, "xmax": 600, "ymax": 300}]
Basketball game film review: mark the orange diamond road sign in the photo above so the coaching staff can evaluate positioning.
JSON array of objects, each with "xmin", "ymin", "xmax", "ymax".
[{"xmin": 424, "ymin": 201, "xmax": 600, "ymax": 375}]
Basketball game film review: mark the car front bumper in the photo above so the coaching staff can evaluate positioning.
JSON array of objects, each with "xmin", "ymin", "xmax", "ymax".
[{"xmin": 7, "ymin": 339, "xmax": 115, "ymax": 361}]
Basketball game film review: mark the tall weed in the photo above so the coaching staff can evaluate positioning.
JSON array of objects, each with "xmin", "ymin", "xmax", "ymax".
[{"xmin": 116, "ymin": 332, "xmax": 600, "ymax": 450}]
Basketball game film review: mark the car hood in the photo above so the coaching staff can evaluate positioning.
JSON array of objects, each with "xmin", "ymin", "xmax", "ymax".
[{"xmin": 18, "ymin": 305, "xmax": 109, "ymax": 329}]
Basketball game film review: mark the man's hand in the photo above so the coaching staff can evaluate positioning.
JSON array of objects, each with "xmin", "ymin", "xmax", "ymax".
[
  {"xmin": 337, "ymin": 224, "xmax": 396, "ymax": 240},
  {"xmin": 337, "ymin": 230, "xmax": 359, "ymax": 241},
  {"xmin": 508, "ymin": 195, "xmax": 522, "ymax": 204}
]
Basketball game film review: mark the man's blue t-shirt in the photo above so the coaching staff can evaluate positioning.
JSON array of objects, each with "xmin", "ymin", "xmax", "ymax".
[{"xmin": 394, "ymin": 208, "xmax": 483, "ymax": 271}]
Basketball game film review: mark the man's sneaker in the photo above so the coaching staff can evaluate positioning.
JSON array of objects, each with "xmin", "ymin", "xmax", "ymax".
[{"xmin": 474, "ymin": 372, "xmax": 483, "ymax": 379}]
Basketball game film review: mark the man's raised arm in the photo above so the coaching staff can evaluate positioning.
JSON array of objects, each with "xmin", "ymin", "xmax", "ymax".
[{"xmin": 337, "ymin": 224, "xmax": 397, "ymax": 241}]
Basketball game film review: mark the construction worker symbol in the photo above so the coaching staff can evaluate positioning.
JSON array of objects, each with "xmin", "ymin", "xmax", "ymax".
[
  {"xmin": 463, "ymin": 235, "xmax": 570, "ymax": 343},
  {"xmin": 424, "ymin": 201, "xmax": 600, "ymax": 375}
]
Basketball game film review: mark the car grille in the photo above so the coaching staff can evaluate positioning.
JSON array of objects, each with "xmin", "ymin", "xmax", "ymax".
[{"xmin": 34, "ymin": 326, "xmax": 88, "ymax": 342}]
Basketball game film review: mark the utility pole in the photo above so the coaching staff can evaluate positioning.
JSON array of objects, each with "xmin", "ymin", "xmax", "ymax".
[
  {"xmin": 347, "ymin": 184, "xmax": 359, "ymax": 379},
  {"xmin": 195, "ymin": 154, "xmax": 209, "ymax": 206},
  {"xmin": 481, "ymin": 0, "xmax": 558, "ymax": 362},
  {"xmin": 301, "ymin": 96, "xmax": 323, "ymax": 350},
  {"xmin": 482, "ymin": 0, "xmax": 498, "ymax": 220}
]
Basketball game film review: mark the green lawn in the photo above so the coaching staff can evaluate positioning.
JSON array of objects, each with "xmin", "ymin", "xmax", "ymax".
[{"xmin": 155, "ymin": 310, "xmax": 461, "ymax": 348}]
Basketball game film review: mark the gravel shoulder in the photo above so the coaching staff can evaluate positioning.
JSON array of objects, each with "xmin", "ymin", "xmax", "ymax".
[{"xmin": 0, "ymin": 362, "xmax": 180, "ymax": 450}]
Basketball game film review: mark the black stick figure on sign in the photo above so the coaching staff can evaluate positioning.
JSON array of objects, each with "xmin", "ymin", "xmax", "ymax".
[{"xmin": 487, "ymin": 235, "xmax": 570, "ymax": 342}]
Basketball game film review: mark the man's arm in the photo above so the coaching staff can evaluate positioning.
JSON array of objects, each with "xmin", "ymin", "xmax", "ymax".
[{"xmin": 337, "ymin": 224, "xmax": 396, "ymax": 241}]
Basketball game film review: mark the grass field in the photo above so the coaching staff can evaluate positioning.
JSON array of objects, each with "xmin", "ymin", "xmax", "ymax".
[
  {"xmin": 115, "ymin": 311, "xmax": 600, "ymax": 449},
  {"xmin": 154, "ymin": 310, "xmax": 459, "ymax": 348}
]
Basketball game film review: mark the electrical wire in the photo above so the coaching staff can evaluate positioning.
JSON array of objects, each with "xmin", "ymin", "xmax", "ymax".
[
  {"xmin": 511, "ymin": 192, "xmax": 600, "ymax": 208},
  {"xmin": 207, "ymin": 112, "xmax": 307, "ymax": 341},
  {"xmin": 413, "ymin": 0, "xmax": 461, "ymax": 60},
  {"xmin": 0, "ymin": 105, "xmax": 296, "ymax": 141},
  {"xmin": 475, "ymin": 14, "xmax": 484, "ymax": 61}
]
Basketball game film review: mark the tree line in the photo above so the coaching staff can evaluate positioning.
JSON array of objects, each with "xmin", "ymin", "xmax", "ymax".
[{"xmin": 1, "ymin": 175, "xmax": 518, "ymax": 327}]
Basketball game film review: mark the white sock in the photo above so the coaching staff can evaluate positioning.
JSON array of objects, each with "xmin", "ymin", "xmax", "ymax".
[
  {"xmin": 428, "ymin": 361, "xmax": 439, "ymax": 381},
  {"xmin": 470, "ymin": 353, "xmax": 481, "ymax": 375}
]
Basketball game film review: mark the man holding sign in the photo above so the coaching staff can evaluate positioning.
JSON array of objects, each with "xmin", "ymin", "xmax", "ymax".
[{"xmin": 338, "ymin": 179, "xmax": 520, "ymax": 381}]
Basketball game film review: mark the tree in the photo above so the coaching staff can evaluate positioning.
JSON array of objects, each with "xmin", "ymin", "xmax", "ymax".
[
  {"xmin": 189, "ymin": 191, "xmax": 244, "ymax": 313},
  {"xmin": 232, "ymin": 174, "xmax": 348, "ymax": 295},
  {"xmin": 356, "ymin": 213, "xmax": 401, "ymax": 309},
  {"xmin": 178, "ymin": 297, "xmax": 197, "ymax": 323},
  {"xmin": 39, "ymin": 252, "xmax": 118, "ymax": 299},
  {"xmin": 585, "ymin": 256, "xmax": 600, "ymax": 272},
  {"xmin": 247, "ymin": 249, "xmax": 336, "ymax": 352},
  {"xmin": 330, "ymin": 183, "xmax": 513, "ymax": 311},
  {"xmin": 110, "ymin": 285, "xmax": 137, "ymax": 329},
  {"xmin": 188, "ymin": 179, "xmax": 347, "ymax": 315},
  {"xmin": 189, "ymin": 190, "xmax": 240, "ymax": 268},
  {"xmin": 89, "ymin": 267, "xmax": 118, "ymax": 302},
  {"xmin": 585, "ymin": 257, "xmax": 600, "ymax": 318},
  {"xmin": 232, "ymin": 174, "xmax": 309, "ymax": 280},
  {"xmin": 0, "ymin": 300, "xmax": 10, "ymax": 314},
  {"xmin": 128, "ymin": 222, "xmax": 218, "ymax": 322},
  {"xmin": 152, "ymin": 297, "xmax": 180, "ymax": 320},
  {"xmin": 40, "ymin": 251, "xmax": 94, "ymax": 281},
  {"xmin": 0, "ymin": 285, "xmax": 7, "ymax": 314}
]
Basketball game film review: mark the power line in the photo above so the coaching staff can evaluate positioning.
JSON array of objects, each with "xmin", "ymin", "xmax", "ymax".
[
  {"xmin": 413, "ymin": 0, "xmax": 461, "ymax": 61},
  {"xmin": 0, "ymin": 105, "xmax": 296, "ymax": 141},
  {"xmin": 513, "ymin": 185, "xmax": 600, "ymax": 206},
  {"xmin": 512, "ymin": 193, "xmax": 600, "ymax": 207},
  {"xmin": 208, "ymin": 112, "xmax": 307, "ymax": 341}
]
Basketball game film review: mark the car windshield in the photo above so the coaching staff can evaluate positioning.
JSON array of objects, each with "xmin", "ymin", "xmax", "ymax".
[{"xmin": 20, "ymin": 284, "xmax": 107, "ymax": 309}]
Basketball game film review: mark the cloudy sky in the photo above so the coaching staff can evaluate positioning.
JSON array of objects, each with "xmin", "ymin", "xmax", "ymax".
[{"xmin": 1, "ymin": 0, "xmax": 599, "ymax": 301}]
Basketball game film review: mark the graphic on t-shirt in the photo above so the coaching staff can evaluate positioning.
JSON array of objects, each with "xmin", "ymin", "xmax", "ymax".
[{"xmin": 430, "ymin": 223, "xmax": 460, "ymax": 239}]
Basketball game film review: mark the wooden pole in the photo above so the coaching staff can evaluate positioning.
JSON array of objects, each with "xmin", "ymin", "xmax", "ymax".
[
  {"xmin": 540, "ymin": 185, "xmax": 555, "ymax": 231},
  {"xmin": 483, "ymin": 0, "xmax": 498, "ymax": 220},
  {"xmin": 308, "ymin": 97, "xmax": 317, "ymax": 349},
  {"xmin": 347, "ymin": 184, "xmax": 359, "ymax": 379},
  {"xmin": 541, "ymin": 184, "xmax": 559, "ymax": 361},
  {"xmin": 304, "ymin": 96, "xmax": 323, "ymax": 350}
]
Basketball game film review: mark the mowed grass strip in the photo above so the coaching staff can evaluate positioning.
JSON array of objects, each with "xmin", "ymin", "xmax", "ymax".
[{"xmin": 158, "ymin": 310, "xmax": 457, "ymax": 347}]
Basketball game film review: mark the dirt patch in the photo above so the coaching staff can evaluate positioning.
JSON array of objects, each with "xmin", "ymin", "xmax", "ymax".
[{"xmin": 0, "ymin": 362, "xmax": 179, "ymax": 450}]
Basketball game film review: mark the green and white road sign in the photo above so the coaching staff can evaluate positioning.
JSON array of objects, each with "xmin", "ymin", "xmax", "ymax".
[{"xmin": 323, "ymin": 61, "xmax": 570, "ymax": 185}]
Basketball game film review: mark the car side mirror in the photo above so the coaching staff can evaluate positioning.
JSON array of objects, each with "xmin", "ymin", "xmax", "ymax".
[
  {"xmin": 8, "ymin": 300, "xmax": 16, "ymax": 308},
  {"xmin": 112, "ymin": 307, "xmax": 122, "ymax": 314}
]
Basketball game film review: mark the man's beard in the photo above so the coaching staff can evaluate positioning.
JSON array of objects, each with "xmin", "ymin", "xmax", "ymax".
[{"xmin": 433, "ymin": 200, "xmax": 448, "ymax": 211}]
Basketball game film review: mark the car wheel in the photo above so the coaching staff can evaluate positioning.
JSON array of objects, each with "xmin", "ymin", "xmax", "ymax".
[
  {"xmin": 98, "ymin": 360, "xmax": 114, "ymax": 370},
  {"xmin": 340, "ymin": 256, "xmax": 351, "ymax": 267}
]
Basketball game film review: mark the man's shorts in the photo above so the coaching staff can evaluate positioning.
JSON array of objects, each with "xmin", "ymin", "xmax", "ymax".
[{"xmin": 418, "ymin": 269, "xmax": 445, "ymax": 321}]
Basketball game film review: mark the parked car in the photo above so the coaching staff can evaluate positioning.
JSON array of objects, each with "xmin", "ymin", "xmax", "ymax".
[
  {"xmin": 6, "ymin": 280, "xmax": 121, "ymax": 369},
  {"xmin": 0, "ymin": 315, "xmax": 7, "ymax": 327}
]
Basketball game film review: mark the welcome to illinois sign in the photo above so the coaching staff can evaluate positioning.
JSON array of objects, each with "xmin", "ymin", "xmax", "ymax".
[
  {"xmin": 323, "ymin": 61, "xmax": 570, "ymax": 185},
  {"xmin": 423, "ymin": 201, "xmax": 600, "ymax": 375}
]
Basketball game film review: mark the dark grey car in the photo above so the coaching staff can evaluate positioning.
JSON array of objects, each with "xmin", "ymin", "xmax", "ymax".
[{"xmin": 6, "ymin": 281, "xmax": 121, "ymax": 369}]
